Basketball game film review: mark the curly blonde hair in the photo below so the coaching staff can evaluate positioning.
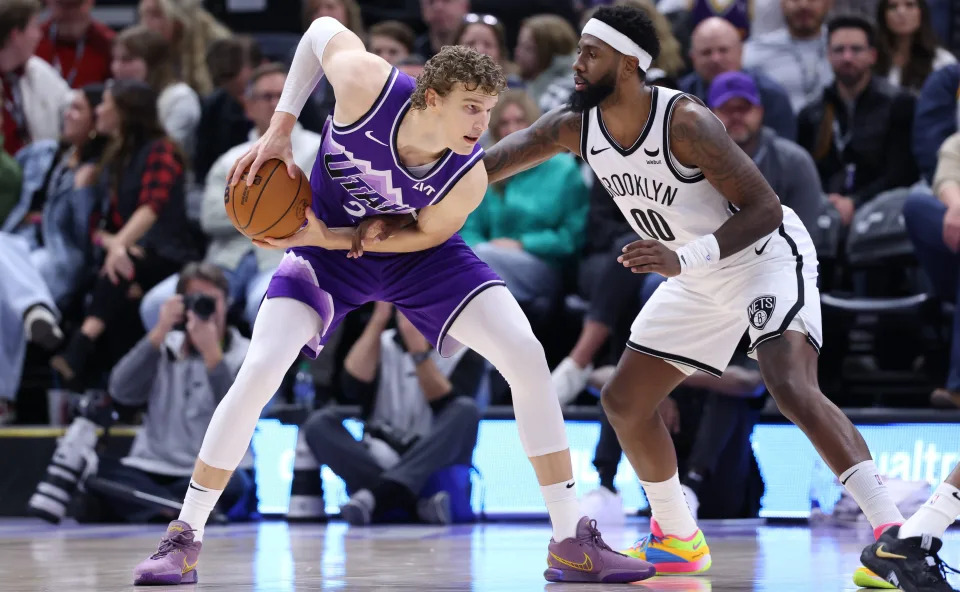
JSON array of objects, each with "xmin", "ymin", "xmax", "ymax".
[
  {"xmin": 410, "ymin": 46, "xmax": 507, "ymax": 110},
  {"xmin": 147, "ymin": 0, "xmax": 231, "ymax": 96}
]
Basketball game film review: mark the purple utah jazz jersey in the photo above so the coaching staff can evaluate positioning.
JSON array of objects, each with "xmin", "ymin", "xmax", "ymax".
[
  {"xmin": 266, "ymin": 67, "xmax": 503, "ymax": 360},
  {"xmin": 310, "ymin": 67, "xmax": 484, "ymax": 228}
]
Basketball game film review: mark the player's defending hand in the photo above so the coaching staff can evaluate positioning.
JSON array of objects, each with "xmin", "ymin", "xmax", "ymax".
[
  {"xmin": 348, "ymin": 214, "xmax": 416, "ymax": 258},
  {"xmin": 228, "ymin": 113, "xmax": 297, "ymax": 187},
  {"xmin": 618, "ymin": 239, "xmax": 681, "ymax": 277},
  {"xmin": 253, "ymin": 208, "xmax": 334, "ymax": 250}
]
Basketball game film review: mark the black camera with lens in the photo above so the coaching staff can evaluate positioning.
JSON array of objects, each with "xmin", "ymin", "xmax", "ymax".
[
  {"xmin": 175, "ymin": 293, "xmax": 217, "ymax": 331},
  {"xmin": 184, "ymin": 293, "xmax": 216, "ymax": 320}
]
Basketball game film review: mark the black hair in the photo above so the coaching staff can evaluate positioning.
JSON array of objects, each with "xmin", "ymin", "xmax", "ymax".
[
  {"xmin": 827, "ymin": 14, "xmax": 876, "ymax": 48},
  {"xmin": 591, "ymin": 5, "xmax": 661, "ymax": 76}
]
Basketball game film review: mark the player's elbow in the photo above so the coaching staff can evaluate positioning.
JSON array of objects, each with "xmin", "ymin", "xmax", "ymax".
[{"xmin": 759, "ymin": 196, "xmax": 783, "ymax": 233}]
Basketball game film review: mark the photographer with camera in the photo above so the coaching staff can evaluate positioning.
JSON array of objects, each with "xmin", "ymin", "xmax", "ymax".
[
  {"xmin": 90, "ymin": 262, "xmax": 255, "ymax": 522},
  {"xmin": 302, "ymin": 302, "xmax": 485, "ymax": 526}
]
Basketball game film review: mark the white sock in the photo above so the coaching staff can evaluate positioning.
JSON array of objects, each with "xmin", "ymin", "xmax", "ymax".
[
  {"xmin": 898, "ymin": 482, "xmax": 960, "ymax": 540},
  {"xmin": 640, "ymin": 471, "xmax": 699, "ymax": 539},
  {"xmin": 838, "ymin": 461, "xmax": 904, "ymax": 531},
  {"xmin": 541, "ymin": 481, "xmax": 581, "ymax": 541},
  {"xmin": 178, "ymin": 480, "xmax": 223, "ymax": 542}
]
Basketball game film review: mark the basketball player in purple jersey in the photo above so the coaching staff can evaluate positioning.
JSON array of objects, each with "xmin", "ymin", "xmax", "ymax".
[
  {"xmin": 365, "ymin": 4, "xmax": 913, "ymax": 587},
  {"xmin": 130, "ymin": 16, "xmax": 655, "ymax": 586}
]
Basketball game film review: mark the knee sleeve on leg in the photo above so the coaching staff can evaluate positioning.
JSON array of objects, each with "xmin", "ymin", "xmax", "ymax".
[
  {"xmin": 447, "ymin": 286, "xmax": 568, "ymax": 457},
  {"xmin": 198, "ymin": 297, "xmax": 323, "ymax": 470}
]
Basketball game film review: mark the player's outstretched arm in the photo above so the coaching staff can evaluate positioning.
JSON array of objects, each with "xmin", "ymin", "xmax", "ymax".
[
  {"xmin": 228, "ymin": 17, "xmax": 391, "ymax": 186},
  {"xmin": 669, "ymin": 99, "xmax": 783, "ymax": 258},
  {"xmin": 483, "ymin": 106, "xmax": 582, "ymax": 183}
]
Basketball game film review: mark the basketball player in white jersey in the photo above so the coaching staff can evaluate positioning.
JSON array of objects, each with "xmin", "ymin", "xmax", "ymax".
[{"xmin": 479, "ymin": 4, "xmax": 907, "ymax": 586}]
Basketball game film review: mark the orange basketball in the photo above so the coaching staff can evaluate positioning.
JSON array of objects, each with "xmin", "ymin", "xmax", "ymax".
[{"xmin": 224, "ymin": 158, "xmax": 311, "ymax": 240}]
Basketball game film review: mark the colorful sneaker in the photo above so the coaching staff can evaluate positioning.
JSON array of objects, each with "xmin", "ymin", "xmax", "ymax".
[
  {"xmin": 852, "ymin": 522, "xmax": 902, "ymax": 589},
  {"xmin": 623, "ymin": 518, "xmax": 711, "ymax": 575},
  {"xmin": 544, "ymin": 516, "xmax": 656, "ymax": 583},
  {"xmin": 133, "ymin": 520, "xmax": 202, "ymax": 585},
  {"xmin": 858, "ymin": 525, "xmax": 959, "ymax": 592}
]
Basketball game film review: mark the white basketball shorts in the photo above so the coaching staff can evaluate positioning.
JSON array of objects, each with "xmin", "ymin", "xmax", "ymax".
[{"xmin": 627, "ymin": 216, "xmax": 822, "ymax": 377}]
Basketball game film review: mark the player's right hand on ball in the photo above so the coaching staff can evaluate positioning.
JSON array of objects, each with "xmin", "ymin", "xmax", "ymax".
[{"xmin": 228, "ymin": 115, "xmax": 297, "ymax": 186}]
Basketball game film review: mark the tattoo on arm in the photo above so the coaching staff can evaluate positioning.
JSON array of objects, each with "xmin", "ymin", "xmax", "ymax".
[
  {"xmin": 669, "ymin": 100, "xmax": 783, "ymax": 257},
  {"xmin": 483, "ymin": 107, "xmax": 582, "ymax": 183}
]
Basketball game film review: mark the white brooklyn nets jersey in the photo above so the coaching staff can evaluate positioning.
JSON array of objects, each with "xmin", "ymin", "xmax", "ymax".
[{"xmin": 581, "ymin": 86, "xmax": 822, "ymax": 375}]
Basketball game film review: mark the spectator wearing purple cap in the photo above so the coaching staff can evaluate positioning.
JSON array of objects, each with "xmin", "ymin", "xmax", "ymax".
[
  {"xmin": 709, "ymin": 71, "xmax": 824, "ymax": 233},
  {"xmin": 680, "ymin": 17, "xmax": 796, "ymax": 141}
]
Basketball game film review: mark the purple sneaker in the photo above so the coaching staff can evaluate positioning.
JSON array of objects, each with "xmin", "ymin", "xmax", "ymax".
[
  {"xmin": 133, "ymin": 520, "xmax": 202, "ymax": 585},
  {"xmin": 545, "ymin": 516, "xmax": 657, "ymax": 583}
]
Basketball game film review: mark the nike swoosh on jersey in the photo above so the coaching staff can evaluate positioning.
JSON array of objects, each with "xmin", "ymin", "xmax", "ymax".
[
  {"xmin": 643, "ymin": 147, "xmax": 659, "ymax": 157},
  {"xmin": 952, "ymin": 491, "xmax": 960, "ymax": 502},
  {"xmin": 590, "ymin": 146, "xmax": 610, "ymax": 155},
  {"xmin": 365, "ymin": 130, "xmax": 388, "ymax": 147},
  {"xmin": 754, "ymin": 238, "xmax": 772, "ymax": 255}
]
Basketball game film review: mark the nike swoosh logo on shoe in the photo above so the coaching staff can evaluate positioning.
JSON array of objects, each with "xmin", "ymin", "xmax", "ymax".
[
  {"xmin": 550, "ymin": 552, "xmax": 594, "ymax": 571},
  {"xmin": 692, "ymin": 541, "xmax": 703, "ymax": 550},
  {"xmin": 875, "ymin": 544, "xmax": 908, "ymax": 560},
  {"xmin": 182, "ymin": 557, "xmax": 198, "ymax": 574}
]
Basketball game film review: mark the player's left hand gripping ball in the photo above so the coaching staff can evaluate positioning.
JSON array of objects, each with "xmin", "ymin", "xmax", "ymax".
[
  {"xmin": 253, "ymin": 208, "xmax": 332, "ymax": 250},
  {"xmin": 618, "ymin": 239, "xmax": 681, "ymax": 277}
]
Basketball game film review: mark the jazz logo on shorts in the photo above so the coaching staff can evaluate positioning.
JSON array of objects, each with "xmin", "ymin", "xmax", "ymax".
[{"xmin": 747, "ymin": 295, "xmax": 776, "ymax": 330}]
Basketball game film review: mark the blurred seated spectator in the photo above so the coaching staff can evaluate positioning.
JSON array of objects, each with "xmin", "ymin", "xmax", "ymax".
[
  {"xmin": 743, "ymin": 0, "xmax": 834, "ymax": 112},
  {"xmin": 368, "ymin": 20, "xmax": 415, "ymax": 65},
  {"xmin": 304, "ymin": 302, "xmax": 484, "ymax": 525},
  {"xmin": 1, "ymin": 0, "xmax": 70, "ymax": 155},
  {"xmin": 3, "ymin": 85, "xmax": 105, "ymax": 302},
  {"xmin": 140, "ymin": 63, "xmax": 323, "ymax": 330},
  {"xmin": 460, "ymin": 90, "xmax": 588, "ymax": 311},
  {"xmin": 709, "ymin": 72, "xmax": 824, "ymax": 231},
  {"xmin": 797, "ymin": 16, "xmax": 917, "ymax": 228},
  {"xmin": 0, "ymin": 79, "xmax": 22, "ymax": 225},
  {"xmin": 680, "ymin": 17, "xmax": 797, "ymax": 141},
  {"xmin": 514, "ymin": 14, "xmax": 578, "ymax": 113},
  {"xmin": 193, "ymin": 36, "xmax": 260, "ymax": 180},
  {"xmin": 112, "ymin": 26, "xmax": 201, "ymax": 164},
  {"xmin": 912, "ymin": 63, "xmax": 959, "ymax": 183},
  {"xmin": 137, "ymin": 0, "xmax": 231, "ymax": 96},
  {"xmin": 551, "ymin": 75, "xmax": 822, "ymax": 403},
  {"xmin": 456, "ymin": 13, "xmax": 523, "ymax": 86},
  {"xmin": 0, "ymin": 85, "xmax": 106, "ymax": 422},
  {"xmin": 752, "ymin": 0, "xmax": 787, "ymax": 38},
  {"xmin": 582, "ymin": 280, "xmax": 766, "ymax": 527},
  {"xmin": 51, "ymin": 80, "xmax": 204, "ymax": 390},
  {"xmin": 416, "ymin": 0, "xmax": 470, "ymax": 59},
  {"xmin": 90, "ymin": 263, "xmax": 255, "ymax": 522},
  {"xmin": 903, "ymin": 131, "xmax": 960, "ymax": 409},
  {"xmin": 689, "ymin": 0, "xmax": 751, "ymax": 38},
  {"xmin": 874, "ymin": 0, "xmax": 955, "ymax": 93},
  {"xmin": 35, "ymin": 0, "xmax": 114, "ymax": 88}
]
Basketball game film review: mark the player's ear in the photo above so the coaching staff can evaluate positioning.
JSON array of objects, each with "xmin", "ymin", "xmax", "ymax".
[
  {"xmin": 425, "ymin": 87, "xmax": 440, "ymax": 109},
  {"xmin": 622, "ymin": 55, "xmax": 639, "ymax": 78}
]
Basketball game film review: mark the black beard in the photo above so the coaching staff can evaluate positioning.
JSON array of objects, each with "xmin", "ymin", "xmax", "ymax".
[{"xmin": 567, "ymin": 79, "xmax": 616, "ymax": 113}]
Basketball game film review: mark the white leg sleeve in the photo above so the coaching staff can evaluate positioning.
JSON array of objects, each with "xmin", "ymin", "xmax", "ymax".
[
  {"xmin": 446, "ymin": 285, "xmax": 568, "ymax": 457},
  {"xmin": 198, "ymin": 297, "xmax": 323, "ymax": 470}
]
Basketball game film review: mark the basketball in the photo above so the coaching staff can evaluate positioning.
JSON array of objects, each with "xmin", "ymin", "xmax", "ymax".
[{"xmin": 224, "ymin": 158, "xmax": 311, "ymax": 240}]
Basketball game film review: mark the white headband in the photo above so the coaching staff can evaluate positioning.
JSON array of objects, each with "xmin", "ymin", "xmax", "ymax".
[{"xmin": 581, "ymin": 18, "xmax": 653, "ymax": 71}]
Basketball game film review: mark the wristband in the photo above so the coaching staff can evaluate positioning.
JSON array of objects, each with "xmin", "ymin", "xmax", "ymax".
[
  {"xmin": 411, "ymin": 350, "xmax": 432, "ymax": 366},
  {"xmin": 676, "ymin": 234, "xmax": 720, "ymax": 273}
]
